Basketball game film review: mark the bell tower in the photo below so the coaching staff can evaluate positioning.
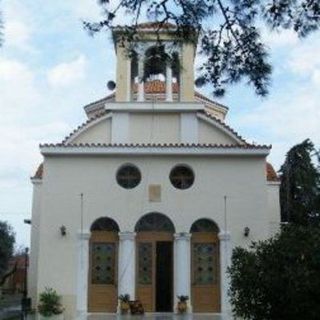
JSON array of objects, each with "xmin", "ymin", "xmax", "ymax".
[{"xmin": 112, "ymin": 23, "xmax": 197, "ymax": 103}]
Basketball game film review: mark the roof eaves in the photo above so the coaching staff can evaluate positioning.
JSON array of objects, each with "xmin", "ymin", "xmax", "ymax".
[{"xmin": 40, "ymin": 142, "xmax": 271, "ymax": 149}]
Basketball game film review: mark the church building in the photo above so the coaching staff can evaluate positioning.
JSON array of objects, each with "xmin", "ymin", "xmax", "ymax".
[{"xmin": 29, "ymin": 23, "xmax": 280, "ymax": 319}]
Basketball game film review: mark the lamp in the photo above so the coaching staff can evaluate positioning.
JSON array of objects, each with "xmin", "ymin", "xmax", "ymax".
[
  {"xmin": 244, "ymin": 227, "xmax": 250, "ymax": 237},
  {"xmin": 60, "ymin": 225, "xmax": 67, "ymax": 236}
]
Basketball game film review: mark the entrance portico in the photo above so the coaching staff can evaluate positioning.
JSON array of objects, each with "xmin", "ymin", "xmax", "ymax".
[{"xmin": 76, "ymin": 215, "xmax": 231, "ymax": 317}]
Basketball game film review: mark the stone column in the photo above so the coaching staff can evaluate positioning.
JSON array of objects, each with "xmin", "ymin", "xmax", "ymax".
[
  {"xmin": 218, "ymin": 231, "xmax": 232, "ymax": 318},
  {"xmin": 126, "ymin": 58, "xmax": 132, "ymax": 101},
  {"xmin": 166, "ymin": 64, "xmax": 173, "ymax": 101},
  {"xmin": 174, "ymin": 232, "xmax": 192, "ymax": 313},
  {"xmin": 137, "ymin": 58, "xmax": 144, "ymax": 102},
  {"xmin": 118, "ymin": 231, "xmax": 136, "ymax": 310},
  {"xmin": 76, "ymin": 231, "xmax": 90, "ymax": 317}
]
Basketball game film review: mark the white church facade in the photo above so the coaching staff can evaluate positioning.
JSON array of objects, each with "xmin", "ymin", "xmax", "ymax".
[{"xmin": 29, "ymin": 23, "xmax": 280, "ymax": 319}]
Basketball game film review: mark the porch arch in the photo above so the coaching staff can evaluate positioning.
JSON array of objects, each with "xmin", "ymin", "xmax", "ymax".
[
  {"xmin": 88, "ymin": 216, "xmax": 120, "ymax": 313},
  {"xmin": 190, "ymin": 218, "xmax": 220, "ymax": 313},
  {"xmin": 135, "ymin": 212, "xmax": 175, "ymax": 233},
  {"xmin": 190, "ymin": 218, "xmax": 219, "ymax": 233},
  {"xmin": 90, "ymin": 216, "xmax": 120, "ymax": 232},
  {"xmin": 135, "ymin": 212, "xmax": 175, "ymax": 312}
]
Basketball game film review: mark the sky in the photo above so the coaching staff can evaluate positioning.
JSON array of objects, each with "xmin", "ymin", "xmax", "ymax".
[{"xmin": 0, "ymin": 0, "xmax": 320, "ymax": 249}]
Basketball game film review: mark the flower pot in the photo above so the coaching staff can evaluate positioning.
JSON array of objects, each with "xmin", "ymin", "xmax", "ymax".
[
  {"xmin": 120, "ymin": 301, "xmax": 130, "ymax": 314},
  {"xmin": 177, "ymin": 301, "xmax": 188, "ymax": 313},
  {"xmin": 38, "ymin": 313, "xmax": 64, "ymax": 320}
]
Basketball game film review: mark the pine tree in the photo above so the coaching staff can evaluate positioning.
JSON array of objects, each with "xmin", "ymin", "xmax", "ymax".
[{"xmin": 280, "ymin": 139, "xmax": 320, "ymax": 225}]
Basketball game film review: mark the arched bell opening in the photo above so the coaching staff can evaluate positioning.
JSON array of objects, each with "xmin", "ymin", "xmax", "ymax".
[
  {"xmin": 143, "ymin": 45, "xmax": 167, "ymax": 82},
  {"xmin": 88, "ymin": 217, "xmax": 120, "ymax": 313},
  {"xmin": 190, "ymin": 218, "xmax": 221, "ymax": 313},
  {"xmin": 130, "ymin": 45, "xmax": 181, "ymax": 101},
  {"xmin": 135, "ymin": 212, "xmax": 175, "ymax": 312}
]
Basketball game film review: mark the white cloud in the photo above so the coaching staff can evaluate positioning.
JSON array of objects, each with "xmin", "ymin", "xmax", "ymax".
[
  {"xmin": 262, "ymin": 28, "xmax": 298, "ymax": 48},
  {"xmin": 312, "ymin": 69, "xmax": 320, "ymax": 86},
  {"xmin": 287, "ymin": 35, "xmax": 320, "ymax": 76},
  {"xmin": 2, "ymin": 0, "xmax": 35, "ymax": 51},
  {"xmin": 68, "ymin": 0, "xmax": 103, "ymax": 20},
  {"xmin": 47, "ymin": 55, "xmax": 87, "ymax": 88},
  {"xmin": 5, "ymin": 19, "xmax": 33, "ymax": 50},
  {"xmin": 0, "ymin": 57, "xmax": 41, "ymax": 121},
  {"xmin": 233, "ymin": 84, "xmax": 320, "ymax": 169}
]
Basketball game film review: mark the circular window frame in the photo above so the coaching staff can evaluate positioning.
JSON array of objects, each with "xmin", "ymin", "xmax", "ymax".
[
  {"xmin": 169, "ymin": 164, "xmax": 195, "ymax": 190},
  {"xmin": 116, "ymin": 163, "xmax": 141, "ymax": 189}
]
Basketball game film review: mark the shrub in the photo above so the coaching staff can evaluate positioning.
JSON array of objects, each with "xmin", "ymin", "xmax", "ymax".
[{"xmin": 38, "ymin": 288, "xmax": 63, "ymax": 317}]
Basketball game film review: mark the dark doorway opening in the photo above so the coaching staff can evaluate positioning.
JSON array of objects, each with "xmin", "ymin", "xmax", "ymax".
[{"xmin": 156, "ymin": 241, "xmax": 173, "ymax": 312}]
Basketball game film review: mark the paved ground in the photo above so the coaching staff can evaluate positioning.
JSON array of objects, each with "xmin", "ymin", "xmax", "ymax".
[
  {"xmin": 86, "ymin": 314, "xmax": 227, "ymax": 320},
  {"xmin": 0, "ymin": 294, "xmax": 22, "ymax": 320}
]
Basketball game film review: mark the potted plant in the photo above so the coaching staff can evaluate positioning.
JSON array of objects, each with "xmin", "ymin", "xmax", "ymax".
[
  {"xmin": 38, "ymin": 288, "xmax": 64, "ymax": 320},
  {"xmin": 118, "ymin": 294, "xmax": 130, "ymax": 314},
  {"xmin": 177, "ymin": 295, "xmax": 189, "ymax": 313}
]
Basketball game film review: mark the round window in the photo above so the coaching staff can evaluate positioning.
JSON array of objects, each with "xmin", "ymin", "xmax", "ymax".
[
  {"xmin": 170, "ymin": 165, "xmax": 194, "ymax": 190},
  {"xmin": 116, "ymin": 164, "xmax": 141, "ymax": 189}
]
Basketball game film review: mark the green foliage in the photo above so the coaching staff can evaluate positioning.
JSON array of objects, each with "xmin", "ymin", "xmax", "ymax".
[
  {"xmin": 85, "ymin": 0, "xmax": 320, "ymax": 97},
  {"xmin": 177, "ymin": 295, "xmax": 189, "ymax": 302},
  {"xmin": 0, "ymin": 221, "xmax": 15, "ymax": 281},
  {"xmin": 118, "ymin": 294, "xmax": 130, "ymax": 302},
  {"xmin": 280, "ymin": 139, "xmax": 320, "ymax": 224},
  {"xmin": 228, "ymin": 225, "xmax": 320, "ymax": 320},
  {"xmin": 38, "ymin": 288, "xmax": 63, "ymax": 317}
]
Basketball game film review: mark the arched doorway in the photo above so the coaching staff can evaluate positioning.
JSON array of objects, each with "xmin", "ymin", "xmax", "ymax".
[
  {"xmin": 88, "ymin": 217, "xmax": 120, "ymax": 313},
  {"xmin": 190, "ymin": 218, "xmax": 220, "ymax": 312},
  {"xmin": 135, "ymin": 212, "xmax": 175, "ymax": 312}
]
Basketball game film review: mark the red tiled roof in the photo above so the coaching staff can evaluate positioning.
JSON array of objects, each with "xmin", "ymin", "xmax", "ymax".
[
  {"xmin": 32, "ymin": 163, "xmax": 43, "ymax": 179},
  {"xmin": 266, "ymin": 162, "xmax": 279, "ymax": 181},
  {"xmin": 133, "ymin": 80, "xmax": 179, "ymax": 93},
  {"xmin": 200, "ymin": 111, "xmax": 247, "ymax": 144},
  {"xmin": 84, "ymin": 80, "xmax": 228, "ymax": 110},
  {"xmin": 62, "ymin": 110, "xmax": 110, "ymax": 144},
  {"xmin": 137, "ymin": 22, "xmax": 177, "ymax": 30}
]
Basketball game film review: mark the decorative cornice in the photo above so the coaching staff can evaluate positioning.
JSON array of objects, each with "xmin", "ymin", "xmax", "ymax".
[
  {"xmin": 218, "ymin": 232, "xmax": 231, "ymax": 241},
  {"xmin": 77, "ymin": 230, "xmax": 91, "ymax": 240},
  {"xmin": 40, "ymin": 143, "xmax": 271, "ymax": 156},
  {"xmin": 119, "ymin": 232, "xmax": 136, "ymax": 241},
  {"xmin": 104, "ymin": 102, "xmax": 205, "ymax": 112},
  {"xmin": 174, "ymin": 232, "xmax": 192, "ymax": 240},
  {"xmin": 30, "ymin": 178, "xmax": 43, "ymax": 185},
  {"xmin": 267, "ymin": 181, "xmax": 281, "ymax": 186}
]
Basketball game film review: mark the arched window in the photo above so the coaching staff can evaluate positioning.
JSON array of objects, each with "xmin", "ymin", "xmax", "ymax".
[
  {"xmin": 190, "ymin": 218, "xmax": 219, "ymax": 233},
  {"xmin": 135, "ymin": 212, "xmax": 175, "ymax": 232},
  {"xmin": 90, "ymin": 217, "xmax": 120, "ymax": 232}
]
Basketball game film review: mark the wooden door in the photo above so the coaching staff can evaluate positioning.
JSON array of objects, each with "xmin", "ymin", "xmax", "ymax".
[
  {"xmin": 191, "ymin": 232, "xmax": 220, "ymax": 312},
  {"xmin": 136, "ymin": 232, "xmax": 173, "ymax": 312},
  {"xmin": 88, "ymin": 231, "xmax": 118, "ymax": 312}
]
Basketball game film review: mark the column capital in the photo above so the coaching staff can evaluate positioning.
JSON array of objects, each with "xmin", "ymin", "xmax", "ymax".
[
  {"xmin": 218, "ymin": 231, "xmax": 231, "ymax": 241},
  {"xmin": 174, "ymin": 232, "xmax": 192, "ymax": 241},
  {"xmin": 119, "ymin": 231, "xmax": 136, "ymax": 241},
  {"xmin": 77, "ymin": 230, "xmax": 90, "ymax": 240}
]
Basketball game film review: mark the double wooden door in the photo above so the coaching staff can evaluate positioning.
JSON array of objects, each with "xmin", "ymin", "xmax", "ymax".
[
  {"xmin": 136, "ymin": 232, "xmax": 173, "ymax": 312},
  {"xmin": 191, "ymin": 232, "xmax": 220, "ymax": 312},
  {"xmin": 88, "ymin": 231, "xmax": 118, "ymax": 312}
]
